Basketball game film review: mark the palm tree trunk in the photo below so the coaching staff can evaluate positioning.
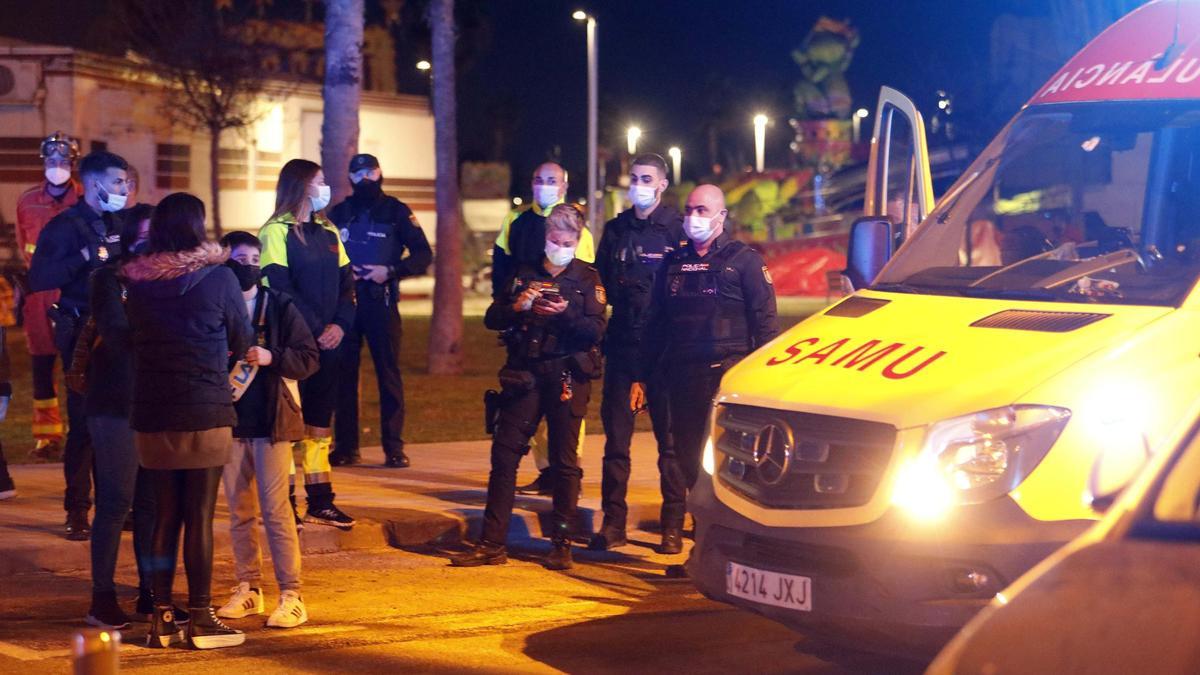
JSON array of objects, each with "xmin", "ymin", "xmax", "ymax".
[
  {"xmin": 321, "ymin": 0, "xmax": 363, "ymax": 205},
  {"xmin": 209, "ymin": 129, "xmax": 223, "ymax": 238},
  {"xmin": 427, "ymin": 0, "xmax": 464, "ymax": 375}
]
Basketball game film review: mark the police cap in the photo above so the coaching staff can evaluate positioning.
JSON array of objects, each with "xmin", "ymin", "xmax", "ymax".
[{"xmin": 349, "ymin": 153, "xmax": 380, "ymax": 172}]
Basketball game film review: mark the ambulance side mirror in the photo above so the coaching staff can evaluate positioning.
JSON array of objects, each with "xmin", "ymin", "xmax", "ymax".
[
  {"xmin": 843, "ymin": 217, "xmax": 898, "ymax": 291},
  {"xmin": 1086, "ymin": 436, "xmax": 1152, "ymax": 514}
]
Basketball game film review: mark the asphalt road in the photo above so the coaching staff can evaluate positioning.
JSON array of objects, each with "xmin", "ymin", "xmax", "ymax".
[{"xmin": 0, "ymin": 541, "xmax": 926, "ymax": 673}]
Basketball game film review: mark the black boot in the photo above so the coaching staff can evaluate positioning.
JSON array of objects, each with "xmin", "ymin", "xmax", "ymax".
[
  {"xmin": 384, "ymin": 451, "xmax": 410, "ymax": 468},
  {"xmin": 516, "ymin": 469, "xmax": 553, "ymax": 496},
  {"xmin": 449, "ymin": 541, "xmax": 508, "ymax": 567},
  {"xmin": 587, "ymin": 524, "xmax": 628, "ymax": 551},
  {"xmin": 659, "ymin": 528, "xmax": 684, "ymax": 555},
  {"xmin": 544, "ymin": 539, "xmax": 573, "ymax": 571},
  {"xmin": 85, "ymin": 591, "xmax": 131, "ymax": 629},
  {"xmin": 186, "ymin": 606, "xmax": 245, "ymax": 650},
  {"xmin": 145, "ymin": 605, "xmax": 183, "ymax": 648},
  {"xmin": 65, "ymin": 510, "xmax": 90, "ymax": 541}
]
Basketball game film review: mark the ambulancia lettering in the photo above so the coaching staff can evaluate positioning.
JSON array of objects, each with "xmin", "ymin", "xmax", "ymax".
[{"xmin": 764, "ymin": 336, "xmax": 946, "ymax": 380}]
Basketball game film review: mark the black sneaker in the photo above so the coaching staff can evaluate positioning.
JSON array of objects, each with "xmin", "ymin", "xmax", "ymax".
[
  {"xmin": 0, "ymin": 466, "xmax": 15, "ymax": 500},
  {"xmin": 305, "ymin": 504, "xmax": 356, "ymax": 530},
  {"xmin": 384, "ymin": 452, "xmax": 410, "ymax": 468},
  {"xmin": 544, "ymin": 540, "xmax": 574, "ymax": 571},
  {"xmin": 186, "ymin": 606, "xmax": 245, "ymax": 650},
  {"xmin": 85, "ymin": 591, "xmax": 131, "ymax": 629},
  {"xmin": 516, "ymin": 470, "xmax": 553, "ymax": 496},
  {"xmin": 145, "ymin": 605, "xmax": 183, "ymax": 648},
  {"xmin": 587, "ymin": 527, "xmax": 628, "ymax": 551},
  {"xmin": 329, "ymin": 453, "xmax": 360, "ymax": 467},
  {"xmin": 450, "ymin": 541, "xmax": 508, "ymax": 567},
  {"xmin": 659, "ymin": 528, "xmax": 684, "ymax": 555},
  {"xmin": 65, "ymin": 510, "xmax": 91, "ymax": 541},
  {"xmin": 134, "ymin": 591, "xmax": 190, "ymax": 625}
]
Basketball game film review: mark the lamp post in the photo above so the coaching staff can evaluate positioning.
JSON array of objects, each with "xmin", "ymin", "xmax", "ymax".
[
  {"xmin": 574, "ymin": 10, "xmax": 599, "ymax": 230},
  {"xmin": 753, "ymin": 114, "xmax": 768, "ymax": 173},
  {"xmin": 668, "ymin": 146, "xmax": 681, "ymax": 185},
  {"xmin": 626, "ymin": 126, "xmax": 641, "ymax": 156},
  {"xmin": 853, "ymin": 107, "xmax": 868, "ymax": 144}
]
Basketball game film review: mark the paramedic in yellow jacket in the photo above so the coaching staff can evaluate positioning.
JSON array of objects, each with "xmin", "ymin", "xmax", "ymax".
[
  {"xmin": 492, "ymin": 162, "xmax": 594, "ymax": 495},
  {"xmin": 259, "ymin": 159, "xmax": 357, "ymax": 531}
]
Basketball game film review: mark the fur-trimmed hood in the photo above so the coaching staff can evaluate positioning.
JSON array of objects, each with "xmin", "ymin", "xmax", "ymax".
[{"xmin": 120, "ymin": 242, "xmax": 230, "ymax": 298}]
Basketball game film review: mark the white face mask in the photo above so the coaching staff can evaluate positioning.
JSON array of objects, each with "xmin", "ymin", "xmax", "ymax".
[
  {"xmin": 684, "ymin": 215, "xmax": 718, "ymax": 243},
  {"xmin": 534, "ymin": 184, "xmax": 561, "ymax": 209},
  {"xmin": 310, "ymin": 184, "xmax": 332, "ymax": 212},
  {"xmin": 45, "ymin": 167, "xmax": 70, "ymax": 187},
  {"xmin": 96, "ymin": 183, "xmax": 127, "ymax": 213},
  {"xmin": 545, "ymin": 241, "xmax": 576, "ymax": 267},
  {"xmin": 628, "ymin": 185, "xmax": 658, "ymax": 211}
]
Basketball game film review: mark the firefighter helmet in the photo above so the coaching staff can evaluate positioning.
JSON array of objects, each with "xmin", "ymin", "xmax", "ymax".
[{"xmin": 39, "ymin": 132, "xmax": 80, "ymax": 161}]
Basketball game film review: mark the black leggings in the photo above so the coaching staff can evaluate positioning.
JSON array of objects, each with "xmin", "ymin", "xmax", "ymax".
[{"xmin": 147, "ymin": 466, "xmax": 223, "ymax": 609}]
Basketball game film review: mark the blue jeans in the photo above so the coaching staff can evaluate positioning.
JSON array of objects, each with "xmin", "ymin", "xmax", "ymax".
[{"xmin": 88, "ymin": 415, "xmax": 155, "ymax": 595}]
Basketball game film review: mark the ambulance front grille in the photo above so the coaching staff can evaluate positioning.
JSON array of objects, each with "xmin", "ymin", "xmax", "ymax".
[{"xmin": 714, "ymin": 404, "xmax": 896, "ymax": 510}]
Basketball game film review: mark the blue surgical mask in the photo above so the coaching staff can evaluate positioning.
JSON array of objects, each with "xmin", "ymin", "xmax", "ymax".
[
  {"xmin": 310, "ymin": 184, "xmax": 332, "ymax": 212},
  {"xmin": 629, "ymin": 185, "xmax": 658, "ymax": 210},
  {"xmin": 684, "ymin": 215, "xmax": 717, "ymax": 243},
  {"xmin": 535, "ymin": 185, "xmax": 560, "ymax": 209}
]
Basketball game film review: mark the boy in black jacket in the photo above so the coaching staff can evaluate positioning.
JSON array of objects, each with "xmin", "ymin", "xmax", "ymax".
[{"xmin": 215, "ymin": 232, "xmax": 319, "ymax": 629}]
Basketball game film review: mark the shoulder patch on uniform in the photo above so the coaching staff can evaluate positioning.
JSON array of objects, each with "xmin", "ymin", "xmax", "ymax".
[
  {"xmin": 595, "ymin": 285, "xmax": 607, "ymax": 305},
  {"xmin": 762, "ymin": 266, "xmax": 774, "ymax": 285}
]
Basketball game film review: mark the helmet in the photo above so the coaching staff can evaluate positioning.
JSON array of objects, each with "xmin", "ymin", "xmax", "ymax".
[{"xmin": 40, "ymin": 132, "xmax": 80, "ymax": 161}]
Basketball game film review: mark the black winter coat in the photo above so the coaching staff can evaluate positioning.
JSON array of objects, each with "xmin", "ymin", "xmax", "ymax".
[{"xmin": 121, "ymin": 243, "xmax": 254, "ymax": 433}]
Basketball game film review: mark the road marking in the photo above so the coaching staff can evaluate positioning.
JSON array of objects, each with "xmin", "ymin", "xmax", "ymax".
[{"xmin": 0, "ymin": 640, "xmax": 71, "ymax": 661}]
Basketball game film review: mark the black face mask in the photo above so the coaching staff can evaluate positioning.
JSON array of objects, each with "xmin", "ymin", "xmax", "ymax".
[
  {"xmin": 226, "ymin": 259, "xmax": 262, "ymax": 292},
  {"xmin": 351, "ymin": 178, "xmax": 383, "ymax": 200}
]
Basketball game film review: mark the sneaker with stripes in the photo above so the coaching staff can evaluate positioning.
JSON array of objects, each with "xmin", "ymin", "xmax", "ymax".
[
  {"xmin": 267, "ymin": 590, "xmax": 308, "ymax": 628},
  {"xmin": 216, "ymin": 582, "xmax": 263, "ymax": 619}
]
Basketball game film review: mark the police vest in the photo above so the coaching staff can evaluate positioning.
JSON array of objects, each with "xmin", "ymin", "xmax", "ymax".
[
  {"xmin": 663, "ymin": 242, "xmax": 755, "ymax": 358},
  {"xmin": 339, "ymin": 202, "xmax": 399, "ymax": 268}
]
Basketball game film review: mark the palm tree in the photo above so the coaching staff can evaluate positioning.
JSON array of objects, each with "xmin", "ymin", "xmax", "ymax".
[
  {"xmin": 321, "ymin": 0, "xmax": 364, "ymax": 205},
  {"xmin": 426, "ymin": 0, "xmax": 464, "ymax": 375}
]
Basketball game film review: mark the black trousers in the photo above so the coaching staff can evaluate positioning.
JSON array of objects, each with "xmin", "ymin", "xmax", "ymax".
[
  {"xmin": 599, "ymin": 353, "xmax": 671, "ymax": 532},
  {"xmin": 335, "ymin": 290, "xmax": 405, "ymax": 458},
  {"xmin": 300, "ymin": 346, "xmax": 341, "ymax": 429},
  {"xmin": 146, "ymin": 466, "xmax": 222, "ymax": 608},
  {"xmin": 58, "ymin": 325, "xmax": 93, "ymax": 513},
  {"xmin": 31, "ymin": 353, "xmax": 56, "ymax": 400},
  {"xmin": 481, "ymin": 371, "xmax": 589, "ymax": 546},
  {"xmin": 661, "ymin": 364, "xmax": 726, "ymax": 529}
]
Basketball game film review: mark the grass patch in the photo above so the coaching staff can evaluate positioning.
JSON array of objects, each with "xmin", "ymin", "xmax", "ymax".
[{"xmin": 2, "ymin": 311, "xmax": 812, "ymax": 463}]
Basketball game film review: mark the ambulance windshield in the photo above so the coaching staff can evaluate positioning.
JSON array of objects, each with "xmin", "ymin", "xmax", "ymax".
[{"xmin": 875, "ymin": 101, "xmax": 1200, "ymax": 306}]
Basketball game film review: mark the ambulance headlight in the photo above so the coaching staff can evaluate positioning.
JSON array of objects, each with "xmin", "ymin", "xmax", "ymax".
[{"xmin": 896, "ymin": 406, "xmax": 1071, "ymax": 515}]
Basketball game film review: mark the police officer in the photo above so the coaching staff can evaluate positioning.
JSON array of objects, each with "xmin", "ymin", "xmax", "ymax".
[
  {"xmin": 28, "ymin": 150, "xmax": 130, "ymax": 541},
  {"xmin": 453, "ymin": 204, "xmax": 606, "ymax": 571},
  {"xmin": 633, "ymin": 184, "xmax": 779, "ymax": 554},
  {"xmin": 329, "ymin": 154, "xmax": 432, "ymax": 468},
  {"xmin": 588, "ymin": 153, "xmax": 683, "ymax": 551},
  {"xmin": 17, "ymin": 132, "xmax": 81, "ymax": 462},
  {"xmin": 494, "ymin": 162, "xmax": 597, "ymax": 495}
]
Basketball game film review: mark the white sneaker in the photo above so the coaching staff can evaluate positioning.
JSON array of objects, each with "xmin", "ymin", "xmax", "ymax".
[
  {"xmin": 216, "ymin": 582, "xmax": 263, "ymax": 619},
  {"xmin": 266, "ymin": 590, "xmax": 308, "ymax": 628}
]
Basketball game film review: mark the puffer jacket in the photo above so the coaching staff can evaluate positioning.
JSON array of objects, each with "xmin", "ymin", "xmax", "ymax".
[{"xmin": 121, "ymin": 242, "xmax": 253, "ymax": 434}]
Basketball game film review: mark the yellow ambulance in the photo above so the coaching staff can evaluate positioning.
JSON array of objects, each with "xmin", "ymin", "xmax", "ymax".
[{"xmin": 687, "ymin": 0, "xmax": 1200, "ymax": 655}]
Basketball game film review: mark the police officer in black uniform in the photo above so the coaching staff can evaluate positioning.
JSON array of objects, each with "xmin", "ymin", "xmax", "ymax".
[
  {"xmin": 329, "ymin": 154, "xmax": 432, "ymax": 468},
  {"xmin": 28, "ymin": 150, "xmax": 130, "ymax": 540},
  {"xmin": 588, "ymin": 153, "xmax": 683, "ymax": 552},
  {"xmin": 452, "ymin": 204, "xmax": 606, "ymax": 572},
  {"xmin": 634, "ymin": 184, "xmax": 779, "ymax": 554}
]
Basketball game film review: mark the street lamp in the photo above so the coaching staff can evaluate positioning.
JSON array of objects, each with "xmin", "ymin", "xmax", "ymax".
[
  {"xmin": 416, "ymin": 60, "xmax": 431, "ymax": 72},
  {"xmin": 668, "ymin": 146, "xmax": 681, "ymax": 185},
  {"xmin": 753, "ymin": 114, "xmax": 768, "ymax": 173},
  {"xmin": 853, "ymin": 107, "xmax": 868, "ymax": 144},
  {"xmin": 574, "ymin": 10, "xmax": 599, "ymax": 231},
  {"xmin": 626, "ymin": 126, "xmax": 641, "ymax": 156}
]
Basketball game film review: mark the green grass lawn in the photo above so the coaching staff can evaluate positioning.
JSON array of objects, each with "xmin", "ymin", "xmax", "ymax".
[{"xmin": 2, "ymin": 311, "xmax": 811, "ymax": 464}]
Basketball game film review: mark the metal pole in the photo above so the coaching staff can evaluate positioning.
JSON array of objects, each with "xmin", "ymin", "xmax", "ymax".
[{"xmin": 586, "ymin": 17, "xmax": 599, "ymax": 232}]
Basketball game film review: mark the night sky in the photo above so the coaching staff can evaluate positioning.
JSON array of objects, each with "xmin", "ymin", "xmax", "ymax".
[{"xmin": 2, "ymin": 0, "xmax": 1101, "ymax": 194}]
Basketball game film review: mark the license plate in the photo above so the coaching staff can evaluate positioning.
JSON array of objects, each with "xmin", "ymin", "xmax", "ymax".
[{"xmin": 725, "ymin": 561, "xmax": 812, "ymax": 612}]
